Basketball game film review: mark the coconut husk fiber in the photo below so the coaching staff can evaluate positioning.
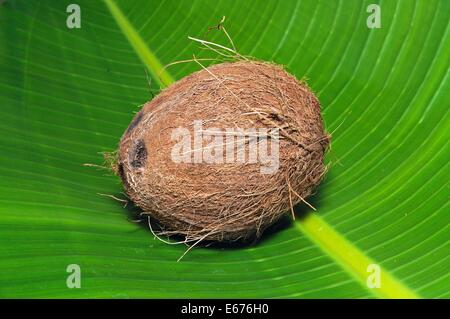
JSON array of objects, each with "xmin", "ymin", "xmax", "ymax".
[{"xmin": 117, "ymin": 61, "xmax": 329, "ymax": 242}]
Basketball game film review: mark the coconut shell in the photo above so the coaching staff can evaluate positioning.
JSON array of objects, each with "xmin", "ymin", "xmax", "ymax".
[{"xmin": 118, "ymin": 61, "xmax": 329, "ymax": 242}]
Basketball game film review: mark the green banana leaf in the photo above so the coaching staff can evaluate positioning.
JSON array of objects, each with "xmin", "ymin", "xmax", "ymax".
[{"xmin": 0, "ymin": 0, "xmax": 448, "ymax": 298}]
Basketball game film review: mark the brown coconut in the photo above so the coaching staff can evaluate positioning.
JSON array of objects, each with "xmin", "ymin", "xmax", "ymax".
[{"xmin": 117, "ymin": 61, "xmax": 329, "ymax": 242}]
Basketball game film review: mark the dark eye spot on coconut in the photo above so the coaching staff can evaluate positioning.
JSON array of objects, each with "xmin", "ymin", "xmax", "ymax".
[
  {"xmin": 129, "ymin": 139, "xmax": 147, "ymax": 168},
  {"xmin": 126, "ymin": 112, "xmax": 143, "ymax": 134},
  {"xmin": 268, "ymin": 112, "xmax": 285, "ymax": 123},
  {"xmin": 118, "ymin": 162, "xmax": 127, "ymax": 184}
]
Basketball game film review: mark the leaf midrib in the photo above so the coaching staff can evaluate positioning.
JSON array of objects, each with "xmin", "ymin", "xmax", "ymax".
[
  {"xmin": 103, "ymin": 0, "xmax": 174, "ymax": 88},
  {"xmin": 103, "ymin": 0, "xmax": 421, "ymax": 299}
]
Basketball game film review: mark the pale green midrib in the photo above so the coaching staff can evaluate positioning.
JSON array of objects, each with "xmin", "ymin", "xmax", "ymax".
[
  {"xmin": 297, "ymin": 214, "xmax": 420, "ymax": 299},
  {"xmin": 103, "ymin": 0, "xmax": 174, "ymax": 88},
  {"xmin": 102, "ymin": 0, "xmax": 419, "ymax": 299}
]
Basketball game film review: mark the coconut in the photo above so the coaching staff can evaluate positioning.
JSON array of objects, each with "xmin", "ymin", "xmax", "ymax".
[{"xmin": 117, "ymin": 61, "xmax": 329, "ymax": 242}]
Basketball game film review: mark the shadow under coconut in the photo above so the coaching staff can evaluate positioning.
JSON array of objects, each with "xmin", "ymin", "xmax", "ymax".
[{"xmin": 116, "ymin": 189, "xmax": 323, "ymax": 251}]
